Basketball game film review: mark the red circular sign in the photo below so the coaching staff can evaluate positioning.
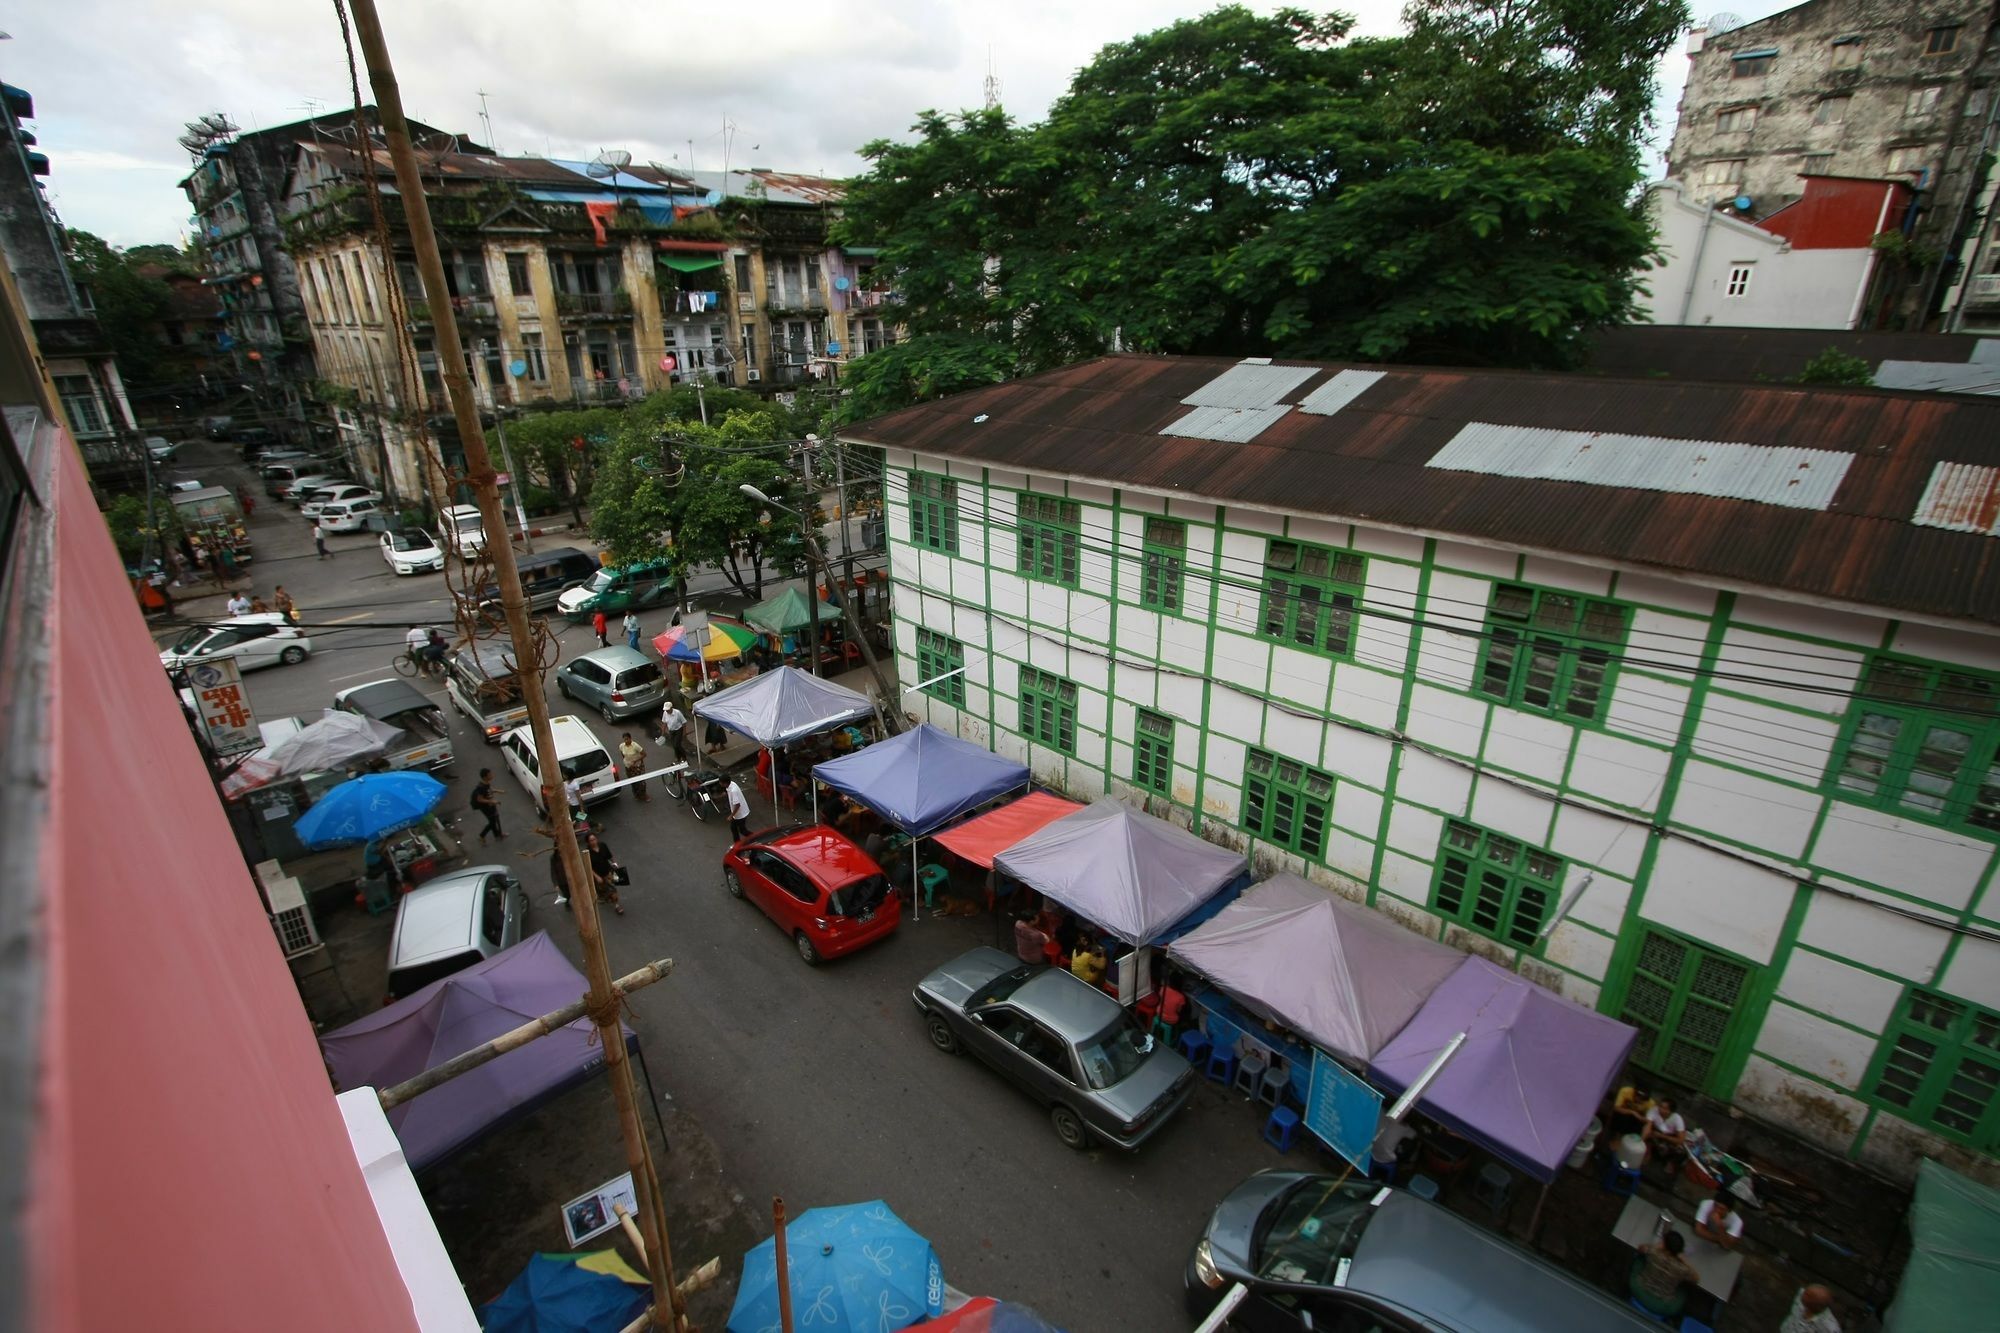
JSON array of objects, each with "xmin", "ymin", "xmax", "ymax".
[{"xmin": 660, "ymin": 354, "xmax": 678, "ymax": 372}]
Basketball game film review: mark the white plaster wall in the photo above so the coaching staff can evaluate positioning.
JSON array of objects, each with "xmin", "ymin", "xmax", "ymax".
[
  {"xmin": 1642, "ymin": 838, "xmax": 1795, "ymax": 965},
  {"xmin": 1671, "ymin": 760, "xmax": 1820, "ymax": 861},
  {"xmin": 1483, "ymin": 707, "xmax": 1572, "ymax": 786},
  {"xmin": 1755, "ymin": 1003, "xmax": 1877, "ymax": 1090},
  {"xmin": 1811, "ymin": 803, "xmax": 1992, "ymax": 911},
  {"xmin": 1639, "ymin": 185, "xmax": 1869, "ymax": 329},
  {"xmin": 1796, "ymin": 883, "xmax": 1948, "ymax": 984},
  {"xmin": 1777, "ymin": 951, "xmax": 1905, "ymax": 1033}
]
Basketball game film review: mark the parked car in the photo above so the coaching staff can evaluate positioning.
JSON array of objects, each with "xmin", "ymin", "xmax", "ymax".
[
  {"xmin": 280, "ymin": 473, "xmax": 345, "ymax": 505},
  {"xmin": 461, "ymin": 545, "xmax": 598, "ymax": 613},
  {"xmin": 334, "ymin": 679, "xmax": 456, "ymax": 772},
  {"xmin": 233, "ymin": 425, "xmax": 279, "ymax": 453},
  {"xmin": 262, "ymin": 461, "xmax": 328, "ymax": 498},
  {"xmin": 498, "ymin": 713, "xmax": 617, "ymax": 815},
  {"xmin": 384, "ymin": 865, "xmax": 528, "ymax": 1001},
  {"xmin": 444, "ymin": 641, "xmax": 531, "ymax": 742},
  {"xmin": 555, "ymin": 645, "xmax": 667, "ymax": 720},
  {"xmin": 318, "ymin": 496, "xmax": 385, "ymax": 533},
  {"xmin": 158, "ymin": 614, "xmax": 311, "ymax": 671},
  {"xmin": 722, "ymin": 825, "xmax": 901, "ymax": 965},
  {"xmin": 203, "ymin": 414, "xmax": 234, "ymax": 439},
  {"xmin": 163, "ymin": 475, "xmax": 205, "ymax": 493},
  {"xmin": 299, "ymin": 483, "xmax": 380, "ymax": 518},
  {"xmin": 913, "ymin": 947, "xmax": 1195, "ymax": 1150},
  {"xmin": 555, "ymin": 554, "xmax": 676, "ymax": 619},
  {"xmin": 143, "ymin": 435, "xmax": 179, "ymax": 463},
  {"xmin": 381, "ymin": 527, "xmax": 445, "ymax": 575},
  {"xmin": 1186, "ymin": 1171, "xmax": 1659, "ymax": 1332},
  {"xmin": 441, "ymin": 503, "xmax": 488, "ymax": 556}
]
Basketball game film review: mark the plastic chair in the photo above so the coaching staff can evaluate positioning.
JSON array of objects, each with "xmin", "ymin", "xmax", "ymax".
[
  {"xmin": 1177, "ymin": 1031, "xmax": 1211, "ymax": 1065},
  {"xmin": 1603, "ymin": 1162, "xmax": 1642, "ymax": 1198},
  {"xmin": 1257, "ymin": 1064, "xmax": 1288, "ymax": 1108},
  {"xmin": 1407, "ymin": 1174, "xmax": 1440, "ymax": 1201},
  {"xmin": 1262, "ymin": 1106, "xmax": 1300, "ymax": 1153},
  {"xmin": 1473, "ymin": 1162, "xmax": 1514, "ymax": 1215},
  {"xmin": 917, "ymin": 863, "xmax": 950, "ymax": 907},
  {"xmin": 1232, "ymin": 1053, "xmax": 1268, "ymax": 1100},
  {"xmin": 1204, "ymin": 1046, "xmax": 1238, "ymax": 1086},
  {"xmin": 1151, "ymin": 1015, "xmax": 1176, "ymax": 1046}
]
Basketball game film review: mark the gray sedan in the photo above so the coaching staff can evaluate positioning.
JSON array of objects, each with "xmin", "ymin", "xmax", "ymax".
[
  {"xmin": 554, "ymin": 645, "xmax": 668, "ymax": 721},
  {"xmin": 913, "ymin": 946, "xmax": 1194, "ymax": 1151}
]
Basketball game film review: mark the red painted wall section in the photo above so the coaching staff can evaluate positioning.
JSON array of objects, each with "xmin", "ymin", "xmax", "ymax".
[
  {"xmin": 1757, "ymin": 176, "xmax": 1912, "ymax": 250},
  {"xmin": 30, "ymin": 442, "xmax": 420, "ymax": 1332}
]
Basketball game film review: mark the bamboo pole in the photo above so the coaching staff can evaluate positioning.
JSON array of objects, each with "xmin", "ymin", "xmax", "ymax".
[
  {"xmin": 376, "ymin": 959, "xmax": 672, "ymax": 1110},
  {"xmin": 616, "ymin": 1261, "xmax": 722, "ymax": 1333},
  {"xmin": 772, "ymin": 1196, "xmax": 796, "ymax": 1333},
  {"xmin": 344, "ymin": 4, "xmax": 685, "ymax": 1326}
]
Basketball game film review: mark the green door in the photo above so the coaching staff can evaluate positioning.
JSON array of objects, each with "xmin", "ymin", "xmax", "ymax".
[{"xmin": 1620, "ymin": 927, "xmax": 1759, "ymax": 1094}]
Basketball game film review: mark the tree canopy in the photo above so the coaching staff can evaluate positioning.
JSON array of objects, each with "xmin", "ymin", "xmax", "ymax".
[
  {"xmin": 837, "ymin": 1, "xmax": 1687, "ymax": 413},
  {"xmin": 65, "ymin": 230, "xmax": 179, "ymax": 388}
]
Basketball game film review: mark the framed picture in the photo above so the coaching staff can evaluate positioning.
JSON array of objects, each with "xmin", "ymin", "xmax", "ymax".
[{"xmin": 559, "ymin": 1171, "xmax": 638, "ymax": 1246}]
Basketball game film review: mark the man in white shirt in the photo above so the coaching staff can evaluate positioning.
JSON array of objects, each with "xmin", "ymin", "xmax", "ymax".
[
  {"xmin": 1693, "ymin": 1195, "xmax": 1743, "ymax": 1249},
  {"xmin": 725, "ymin": 776, "xmax": 750, "ymax": 841},
  {"xmin": 1780, "ymin": 1285, "xmax": 1840, "ymax": 1333},
  {"xmin": 661, "ymin": 700, "xmax": 687, "ymax": 758},
  {"xmin": 1644, "ymin": 1096, "xmax": 1689, "ymax": 1163},
  {"xmin": 404, "ymin": 625, "xmax": 431, "ymax": 668},
  {"xmin": 227, "ymin": 592, "xmax": 252, "ymax": 616}
]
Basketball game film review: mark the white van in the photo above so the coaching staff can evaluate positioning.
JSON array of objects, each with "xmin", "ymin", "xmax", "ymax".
[
  {"xmin": 443, "ymin": 503, "xmax": 488, "ymax": 556},
  {"xmin": 498, "ymin": 714, "xmax": 617, "ymax": 816}
]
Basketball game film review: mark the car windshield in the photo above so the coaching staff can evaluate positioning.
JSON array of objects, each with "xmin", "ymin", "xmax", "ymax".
[
  {"xmin": 1252, "ymin": 1179, "xmax": 1380, "ymax": 1287},
  {"xmin": 966, "ymin": 964, "xmax": 1036, "ymax": 1009},
  {"xmin": 452, "ymin": 512, "xmax": 482, "ymax": 533},
  {"xmin": 584, "ymin": 569, "xmax": 615, "ymax": 593},
  {"xmin": 169, "ymin": 626, "xmax": 210, "ymax": 652},
  {"xmin": 561, "ymin": 748, "xmax": 611, "ymax": 780},
  {"xmin": 393, "ymin": 531, "xmax": 435, "ymax": 551},
  {"xmin": 1074, "ymin": 1014, "xmax": 1156, "ymax": 1090},
  {"xmin": 616, "ymin": 662, "xmax": 664, "ymax": 688},
  {"xmin": 825, "ymin": 872, "xmax": 889, "ymax": 919}
]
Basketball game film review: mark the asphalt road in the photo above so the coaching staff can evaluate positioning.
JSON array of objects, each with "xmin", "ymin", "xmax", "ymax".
[{"xmin": 169, "ymin": 438, "xmax": 1296, "ymax": 1331}]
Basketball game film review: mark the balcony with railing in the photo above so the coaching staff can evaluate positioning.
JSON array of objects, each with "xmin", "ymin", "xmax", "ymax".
[
  {"xmin": 569, "ymin": 378, "xmax": 643, "ymax": 404},
  {"xmin": 845, "ymin": 288, "xmax": 901, "ymax": 312},
  {"xmin": 448, "ymin": 295, "xmax": 499, "ymax": 322},
  {"xmin": 1967, "ymin": 272, "xmax": 2000, "ymax": 308},
  {"xmin": 555, "ymin": 291, "xmax": 632, "ymax": 319},
  {"xmin": 764, "ymin": 286, "xmax": 826, "ymax": 314}
]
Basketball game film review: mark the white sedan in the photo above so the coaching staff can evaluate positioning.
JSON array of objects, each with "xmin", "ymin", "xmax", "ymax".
[
  {"xmin": 381, "ymin": 528, "xmax": 445, "ymax": 575},
  {"xmin": 319, "ymin": 496, "xmax": 385, "ymax": 533},
  {"xmin": 299, "ymin": 484, "xmax": 380, "ymax": 518},
  {"xmin": 159, "ymin": 613, "xmax": 312, "ymax": 671}
]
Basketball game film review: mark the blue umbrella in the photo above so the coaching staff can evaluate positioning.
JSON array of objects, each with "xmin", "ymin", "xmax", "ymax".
[
  {"xmin": 727, "ymin": 1201, "xmax": 943, "ymax": 1333},
  {"xmin": 479, "ymin": 1252, "xmax": 648, "ymax": 1332},
  {"xmin": 293, "ymin": 771, "xmax": 447, "ymax": 850}
]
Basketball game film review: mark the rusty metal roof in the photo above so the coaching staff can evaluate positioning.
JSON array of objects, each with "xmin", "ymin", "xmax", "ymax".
[{"xmin": 841, "ymin": 353, "xmax": 2000, "ymax": 626}]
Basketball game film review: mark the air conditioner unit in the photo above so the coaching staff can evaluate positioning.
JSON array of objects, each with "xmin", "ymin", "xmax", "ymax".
[
  {"xmin": 746, "ymin": 368, "xmax": 762, "ymax": 383},
  {"xmin": 258, "ymin": 860, "xmax": 322, "ymax": 959},
  {"xmin": 737, "ymin": 294, "xmax": 755, "ymax": 313}
]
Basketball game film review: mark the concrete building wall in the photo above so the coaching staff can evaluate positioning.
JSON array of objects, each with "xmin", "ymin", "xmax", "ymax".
[
  {"xmin": 1640, "ymin": 182, "xmax": 1879, "ymax": 327},
  {"xmin": 877, "ymin": 449, "xmax": 2000, "ymax": 1185}
]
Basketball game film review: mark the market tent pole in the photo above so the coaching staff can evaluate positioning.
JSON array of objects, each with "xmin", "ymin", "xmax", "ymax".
[{"xmin": 772, "ymin": 1196, "xmax": 797, "ymax": 1333}]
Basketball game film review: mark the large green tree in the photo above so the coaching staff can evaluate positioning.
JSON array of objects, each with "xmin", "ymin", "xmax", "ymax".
[
  {"xmin": 837, "ymin": 1, "xmax": 1687, "ymax": 410},
  {"xmin": 65, "ymin": 230, "xmax": 178, "ymax": 387}
]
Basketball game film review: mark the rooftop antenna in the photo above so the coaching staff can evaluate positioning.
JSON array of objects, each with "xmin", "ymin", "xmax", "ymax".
[
  {"xmin": 476, "ymin": 89, "xmax": 497, "ymax": 153},
  {"xmin": 983, "ymin": 49, "xmax": 1001, "ymax": 110},
  {"xmin": 587, "ymin": 148, "xmax": 632, "ymax": 212},
  {"xmin": 1705, "ymin": 12, "xmax": 1747, "ymax": 34}
]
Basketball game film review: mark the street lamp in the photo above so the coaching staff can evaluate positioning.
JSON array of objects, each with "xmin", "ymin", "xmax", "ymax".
[{"xmin": 740, "ymin": 483, "xmax": 901, "ymax": 728}]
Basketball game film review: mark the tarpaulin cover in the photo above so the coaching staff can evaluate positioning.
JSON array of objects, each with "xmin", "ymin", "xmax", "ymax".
[
  {"xmin": 993, "ymin": 798, "xmax": 1247, "ymax": 947},
  {"xmin": 812, "ymin": 723, "xmax": 1028, "ymax": 836},
  {"xmin": 931, "ymin": 792, "xmax": 1083, "ymax": 870},
  {"xmin": 693, "ymin": 665, "xmax": 874, "ymax": 747},
  {"xmin": 741, "ymin": 583, "xmax": 840, "ymax": 634},
  {"xmin": 481, "ymin": 1252, "xmax": 648, "ymax": 1333},
  {"xmin": 1884, "ymin": 1158, "xmax": 2000, "ymax": 1333},
  {"xmin": 1169, "ymin": 874, "xmax": 1463, "ymax": 1063},
  {"xmin": 320, "ymin": 933, "xmax": 634, "ymax": 1171},
  {"xmin": 658, "ymin": 253, "xmax": 724, "ymax": 273},
  {"xmin": 1368, "ymin": 955, "xmax": 1637, "ymax": 1181},
  {"xmin": 921, "ymin": 1298, "xmax": 1067, "ymax": 1332}
]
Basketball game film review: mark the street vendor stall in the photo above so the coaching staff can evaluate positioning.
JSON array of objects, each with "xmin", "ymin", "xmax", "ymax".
[
  {"xmin": 1368, "ymin": 955, "xmax": 1637, "ymax": 1183},
  {"xmin": 811, "ymin": 724, "xmax": 1030, "ymax": 917},
  {"xmin": 994, "ymin": 798, "xmax": 1247, "ymax": 1003},
  {"xmin": 695, "ymin": 665, "xmax": 878, "ymax": 816},
  {"xmin": 1883, "ymin": 1158, "xmax": 2000, "ymax": 1333}
]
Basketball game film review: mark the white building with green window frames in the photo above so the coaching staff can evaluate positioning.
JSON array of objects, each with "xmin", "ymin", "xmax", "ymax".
[{"xmin": 843, "ymin": 353, "xmax": 2000, "ymax": 1187}]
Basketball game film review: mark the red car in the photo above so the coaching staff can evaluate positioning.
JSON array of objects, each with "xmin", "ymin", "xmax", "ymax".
[{"xmin": 722, "ymin": 825, "xmax": 902, "ymax": 964}]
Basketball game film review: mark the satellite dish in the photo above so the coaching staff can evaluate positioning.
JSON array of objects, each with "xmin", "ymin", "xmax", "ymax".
[
  {"xmin": 1707, "ymin": 12, "xmax": 1747, "ymax": 35},
  {"xmin": 1733, "ymin": 194, "xmax": 1754, "ymax": 212},
  {"xmin": 587, "ymin": 148, "xmax": 633, "ymax": 178},
  {"xmin": 833, "ymin": 276, "xmax": 851, "ymax": 291},
  {"xmin": 509, "ymin": 359, "xmax": 528, "ymax": 379}
]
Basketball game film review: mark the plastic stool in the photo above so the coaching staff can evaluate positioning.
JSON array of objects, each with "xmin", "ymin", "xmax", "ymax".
[
  {"xmin": 1407, "ymin": 1174, "xmax": 1440, "ymax": 1201},
  {"xmin": 1232, "ymin": 1054, "xmax": 1268, "ymax": 1099},
  {"xmin": 1204, "ymin": 1047, "xmax": 1238, "ymax": 1086},
  {"xmin": 1368, "ymin": 1156, "xmax": 1399, "ymax": 1185},
  {"xmin": 1257, "ymin": 1064, "xmax": 1287, "ymax": 1107},
  {"xmin": 1602, "ymin": 1163, "xmax": 1642, "ymax": 1198},
  {"xmin": 1262, "ymin": 1106, "xmax": 1300, "ymax": 1153},
  {"xmin": 1473, "ymin": 1162, "xmax": 1514, "ymax": 1215},
  {"xmin": 917, "ymin": 863, "xmax": 950, "ymax": 907},
  {"xmin": 1177, "ymin": 1031, "xmax": 1211, "ymax": 1065},
  {"xmin": 1151, "ymin": 1015, "xmax": 1176, "ymax": 1046}
]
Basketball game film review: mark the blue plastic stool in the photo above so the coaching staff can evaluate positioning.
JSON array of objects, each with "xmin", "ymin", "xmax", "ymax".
[
  {"xmin": 1602, "ymin": 1163, "xmax": 1642, "ymax": 1197},
  {"xmin": 1177, "ymin": 1031, "xmax": 1211, "ymax": 1065},
  {"xmin": 917, "ymin": 863, "xmax": 950, "ymax": 907},
  {"xmin": 1262, "ymin": 1106, "xmax": 1300, "ymax": 1153},
  {"xmin": 1204, "ymin": 1047, "xmax": 1238, "ymax": 1086},
  {"xmin": 1627, "ymin": 1297, "xmax": 1672, "ymax": 1325},
  {"xmin": 1407, "ymin": 1174, "xmax": 1439, "ymax": 1201},
  {"xmin": 1368, "ymin": 1156, "xmax": 1399, "ymax": 1185}
]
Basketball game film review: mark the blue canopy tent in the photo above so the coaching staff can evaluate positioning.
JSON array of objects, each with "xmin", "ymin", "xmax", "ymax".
[{"xmin": 812, "ymin": 724, "xmax": 1029, "ymax": 919}]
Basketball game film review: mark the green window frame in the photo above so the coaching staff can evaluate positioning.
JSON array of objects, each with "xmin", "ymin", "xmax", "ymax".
[
  {"xmin": 1865, "ymin": 987, "xmax": 2000, "ymax": 1149},
  {"xmin": 1829, "ymin": 655, "xmax": 2000, "ymax": 835},
  {"xmin": 915, "ymin": 628, "xmax": 966, "ymax": 707},
  {"xmin": 1017, "ymin": 493, "xmax": 1081, "ymax": 587},
  {"xmin": 1430, "ymin": 820, "xmax": 1561, "ymax": 951},
  {"xmin": 1019, "ymin": 667, "xmax": 1077, "ymax": 753},
  {"xmin": 908, "ymin": 471, "xmax": 958, "ymax": 554},
  {"xmin": 1139, "ymin": 518, "xmax": 1186, "ymax": 614},
  {"xmin": 1258, "ymin": 540, "xmax": 1366, "ymax": 658},
  {"xmin": 1476, "ymin": 583, "xmax": 1630, "ymax": 724},
  {"xmin": 1133, "ymin": 709, "xmax": 1174, "ymax": 795},
  {"xmin": 1243, "ymin": 748, "xmax": 1333, "ymax": 858}
]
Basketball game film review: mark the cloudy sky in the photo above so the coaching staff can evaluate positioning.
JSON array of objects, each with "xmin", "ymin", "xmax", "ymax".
[{"xmin": 13, "ymin": 0, "xmax": 1797, "ymax": 249}]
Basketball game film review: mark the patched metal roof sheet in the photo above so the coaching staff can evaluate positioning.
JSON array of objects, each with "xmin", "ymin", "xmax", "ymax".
[
  {"xmin": 1300, "ymin": 369, "xmax": 1385, "ymax": 416},
  {"xmin": 1914, "ymin": 462, "xmax": 2000, "ymax": 535},
  {"xmin": 1161, "ymin": 404, "xmax": 1294, "ymax": 443},
  {"xmin": 1181, "ymin": 361, "xmax": 1318, "ymax": 410}
]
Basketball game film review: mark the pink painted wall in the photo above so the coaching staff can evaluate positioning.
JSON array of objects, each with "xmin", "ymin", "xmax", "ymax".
[{"xmin": 30, "ymin": 441, "xmax": 421, "ymax": 1331}]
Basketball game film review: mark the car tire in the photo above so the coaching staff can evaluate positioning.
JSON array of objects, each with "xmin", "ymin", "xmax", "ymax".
[
  {"xmin": 1050, "ymin": 1104, "xmax": 1090, "ymax": 1151},
  {"xmin": 724, "ymin": 867, "xmax": 744, "ymax": 899},
  {"xmin": 279, "ymin": 646, "xmax": 306, "ymax": 665},
  {"xmin": 557, "ymin": 678, "xmax": 572, "ymax": 699},
  {"xmin": 794, "ymin": 931, "xmax": 820, "ymax": 966},
  {"xmin": 924, "ymin": 1011, "xmax": 959, "ymax": 1055}
]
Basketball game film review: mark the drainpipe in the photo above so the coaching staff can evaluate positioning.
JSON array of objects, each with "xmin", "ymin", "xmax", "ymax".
[{"xmin": 1676, "ymin": 192, "xmax": 1719, "ymax": 325}]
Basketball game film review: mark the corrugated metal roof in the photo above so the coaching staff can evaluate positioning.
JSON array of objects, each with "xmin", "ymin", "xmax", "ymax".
[
  {"xmin": 841, "ymin": 352, "xmax": 2000, "ymax": 625},
  {"xmin": 1914, "ymin": 463, "xmax": 2000, "ymax": 535},
  {"xmin": 1874, "ymin": 362, "xmax": 2000, "ymax": 397},
  {"xmin": 1161, "ymin": 404, "xmax": 1294, "ymax": 443},
  {"xmin": 1427, "ymin": 422, "xmax": 1852, "ymax": 511},
  {"xmin": 1301, "ymin": 369, "xmax": 1384, "ymax": 416},
  {"xmin": 1183, "ymin": 361, "xmax": 1317, "ymax": 409},
  {"xmin": 1585, "ymin": 325, "xmax": 1986, "ymax": 386}
]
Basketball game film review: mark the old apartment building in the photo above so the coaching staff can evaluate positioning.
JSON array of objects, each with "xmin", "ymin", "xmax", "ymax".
[
  {"xmin": 853, "ymin": 354, "xmax": 2000, "ymax": 1187},
  {"xmin": 1665, "ymin": 0, "xmax": 2000, "ymax": 328}
]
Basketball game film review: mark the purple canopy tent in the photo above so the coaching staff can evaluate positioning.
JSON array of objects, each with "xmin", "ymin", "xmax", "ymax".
[
  {"xmin": 1168, "ymin": 875, "xmax": 1463, "ymax": 1065},
  {"xmin": 320, "ymin": 932, "xmax": 650, "ymax": 1171},
  {"xmin": 1368, "ymin": 955, "xmax": 1638, "ymax": 1183}
]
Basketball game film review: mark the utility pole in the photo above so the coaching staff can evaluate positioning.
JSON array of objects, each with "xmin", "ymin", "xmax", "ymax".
[
  {"xmin": 801, "ymin": 436, "xmax": 818, "ymax": 675},
  {"xmin": 344, "ymin": 4, "xmax": 685, "ymax": 1327},
  {"xmin": 480, "ymin": 340, "xmax": 533, "ymax": 551}
]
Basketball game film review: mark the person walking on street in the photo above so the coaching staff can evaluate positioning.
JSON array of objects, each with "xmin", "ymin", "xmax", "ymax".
[
  {"xmin": 618, "ymin": 732, "xmax": 649, "ymax": 802},
  {"xmin": 1780, "ymin": 1286, "xmax": 1841, "ymax": 1333},
  {"xmin": 623, "ymin": 610, "xmax": 640, "ymax": 651},
  {"xmin": 311, "ymin": 519, "xmax": 329, "ymax": 559},
  {"xmin": 585, "ymin": 831, "xmax": 624, "ymax": 915},
  {"xmin": 592, "ymin": 608, "xmax": 609, "ymax": 647},
  {"xmin": 227, "ymin": 590, "xmax": 252, "ymax": 617},
  {"xmin": 661, "ymin": 699, "xmax": 688, "ymax": 761},
  {"xmin": 274, "ymin": 585, "xmax": 296, "ymax": 623},
  {"xmin": 725, "ymin": 776, "xmax": 751, "ymax": 842},
  {"xmin": 471, "ymin": 768, "xmax": 505, "ymax": 843}
]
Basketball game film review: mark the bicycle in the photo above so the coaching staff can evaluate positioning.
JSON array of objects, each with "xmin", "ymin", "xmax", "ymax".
[
  {"xmin": 677, "ymin": 770, "xmax": 729, "ymax": 821},
  {"xmin": 393, "ymin": 646, "xmax": 447, "ymax": 680}
]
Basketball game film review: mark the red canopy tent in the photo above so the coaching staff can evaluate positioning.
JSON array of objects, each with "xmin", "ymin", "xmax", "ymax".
[{"xmin": 930, "ymin": 791, "xmax": 1081, "ymax": 869}]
